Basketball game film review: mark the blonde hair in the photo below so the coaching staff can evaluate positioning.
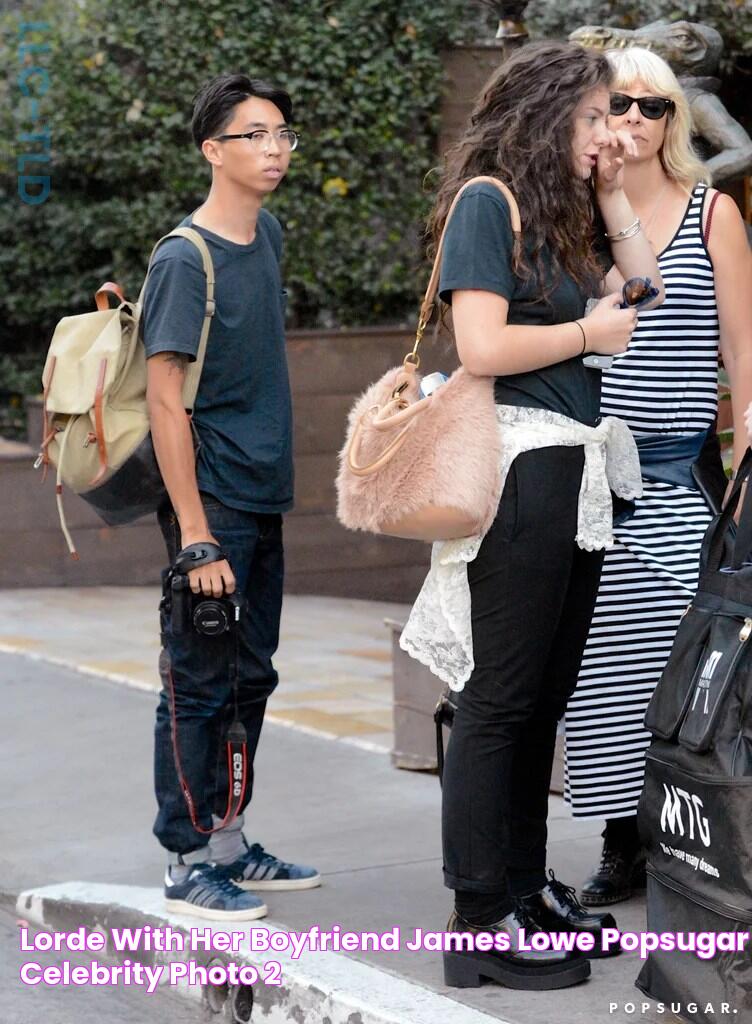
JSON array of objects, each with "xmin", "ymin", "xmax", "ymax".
[{"xmin": 605, "ymin": 47, "xmax": 711, "ymax": 191}]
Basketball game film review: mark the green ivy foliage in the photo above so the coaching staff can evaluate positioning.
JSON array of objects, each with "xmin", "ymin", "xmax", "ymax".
[{"xmin": 1, "ymin": 0, "xmax": 468, "ymax": 353}]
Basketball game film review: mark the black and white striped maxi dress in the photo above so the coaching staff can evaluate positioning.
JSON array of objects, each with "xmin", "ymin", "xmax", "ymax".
[{"xmin": 564, "ymin": 183, "xmax": 720, "ymax": 820}]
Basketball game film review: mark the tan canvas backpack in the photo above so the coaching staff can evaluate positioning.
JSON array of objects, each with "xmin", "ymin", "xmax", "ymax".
[{"xmin": 35, "ymin": 227, "xmax": 215, "ymax": 557}]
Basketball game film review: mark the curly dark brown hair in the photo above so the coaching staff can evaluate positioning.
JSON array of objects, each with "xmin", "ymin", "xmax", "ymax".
[{"xmin": 428, "ymin": 41, "xmax": 612, "ymax": 302}]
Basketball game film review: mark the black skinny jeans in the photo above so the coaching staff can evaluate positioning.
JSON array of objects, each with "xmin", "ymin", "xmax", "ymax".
[{"xmin": 442, "ymin": 445, "xmax": 604, "ymax": 905}]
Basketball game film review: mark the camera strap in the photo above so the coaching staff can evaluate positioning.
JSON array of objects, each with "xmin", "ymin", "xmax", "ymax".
[
  {"xmin": 165, "ymin": 613, "xmax": 249, "ymax": 837},
  {"xmin": 173, "ymin": 541, "xmax": 228, "ymax": 574},
  {"xmin": 433, "ymin": 689, "xmax": 458, "ymax": 788}
]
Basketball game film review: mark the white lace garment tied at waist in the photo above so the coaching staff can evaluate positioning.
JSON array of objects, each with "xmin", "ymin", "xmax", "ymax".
[{"xmin": 399, "ymin": 404, "xmax": 643, "ymax": 691}]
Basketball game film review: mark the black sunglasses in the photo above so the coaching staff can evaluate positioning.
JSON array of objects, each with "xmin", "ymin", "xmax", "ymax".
[{"xmin": 610, "ymin": 93, "xmax": 674, "ymax": 120}]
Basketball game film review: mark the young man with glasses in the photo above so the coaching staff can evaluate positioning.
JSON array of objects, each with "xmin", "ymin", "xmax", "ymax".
[{"xmin": 142, "ymin": 73, "xmax": 319, "ymax": 920}]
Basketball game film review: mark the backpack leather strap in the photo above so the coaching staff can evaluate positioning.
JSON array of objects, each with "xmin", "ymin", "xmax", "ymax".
[
  {"xmin": 39, "ymin": 354, "xmax": 57, "ymax": 482},
  {"xmin": 89, "ymin": 358, "xmax": 109, "ymax": 486},
  {"xmin": 95, "ymin": 281, "xmax": 126, "ymax": 311}
]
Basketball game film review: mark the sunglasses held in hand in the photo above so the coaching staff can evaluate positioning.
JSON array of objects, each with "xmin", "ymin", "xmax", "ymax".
[
  {"xmin": 583, "ymin": 277, "xmax": 658, "ymax": 370},
  {"xmin": 620, "ymin": 276, "xmax": 660, "ymax": 309}
]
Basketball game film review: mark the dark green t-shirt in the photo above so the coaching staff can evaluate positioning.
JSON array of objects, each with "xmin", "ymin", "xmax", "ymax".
[
  {"xmin": 141, "ymin": 209, "xmax": 293, "ymax": 513},
  {"xmin": 439, "ymin": 182, "xmax": 608, "ymax": 427}
]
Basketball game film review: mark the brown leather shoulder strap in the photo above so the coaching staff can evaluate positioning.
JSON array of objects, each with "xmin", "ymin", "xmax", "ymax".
[
  {"xmin": 703, "ymin": 188, "xmax": 721, "ymax": 248},
  {"xmin": 412, "ymin": 177, "xmax": 522, "ymax": 360}
]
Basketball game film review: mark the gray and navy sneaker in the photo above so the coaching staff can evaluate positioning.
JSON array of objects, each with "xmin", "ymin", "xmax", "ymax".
[
  {"xmin": 219, "ymin": 839, "xmax": 321, "ymax": 891},
  {"xmin": 164, "ymin": 863, "xmax": 268, "ymax": 920}
]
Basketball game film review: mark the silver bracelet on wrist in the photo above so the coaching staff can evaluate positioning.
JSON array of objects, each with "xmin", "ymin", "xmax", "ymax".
[{"xmin": 606, "ymin": 218, "xmax": 641, "ymax": 242}]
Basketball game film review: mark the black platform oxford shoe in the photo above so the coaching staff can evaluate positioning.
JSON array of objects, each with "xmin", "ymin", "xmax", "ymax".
[
  {"xmin": 443, "ymin": 901, "xmax": 591, "ymax": 991},
  {"xmin": 519, "ymin": 870, "xmax": 620, "ymax": 958}
]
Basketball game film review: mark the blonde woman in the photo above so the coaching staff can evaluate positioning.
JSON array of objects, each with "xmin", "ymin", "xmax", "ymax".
[{"xmin": 565, "ymin": 46, "xmax": 752, "ymax": 905}]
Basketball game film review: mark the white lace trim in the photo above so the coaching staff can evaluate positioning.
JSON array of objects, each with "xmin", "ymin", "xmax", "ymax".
[{"xmin": 399, "ymin": 405, "xmax": 642, "ymax": 691}]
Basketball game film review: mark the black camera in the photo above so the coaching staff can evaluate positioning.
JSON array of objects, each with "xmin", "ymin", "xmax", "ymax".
[{"xmin": 169, "ymin": 573, "xmax": 243, "ymax": 637}]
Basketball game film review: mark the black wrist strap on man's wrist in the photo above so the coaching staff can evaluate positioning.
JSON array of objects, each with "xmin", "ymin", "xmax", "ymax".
[{"xmin": 173, "ymin": 542, "xmax": 227, "ymax": 575}]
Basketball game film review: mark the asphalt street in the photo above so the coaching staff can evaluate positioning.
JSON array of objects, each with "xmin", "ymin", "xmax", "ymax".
[{"xmin": 0, "ymin": 649, "xmax": 652, "ymax": 1024}]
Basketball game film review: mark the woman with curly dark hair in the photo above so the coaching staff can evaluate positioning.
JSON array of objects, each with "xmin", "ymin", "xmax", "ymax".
[{"xmin": 402, "ymin": 41, "xmax": 664, "ymax": 990}]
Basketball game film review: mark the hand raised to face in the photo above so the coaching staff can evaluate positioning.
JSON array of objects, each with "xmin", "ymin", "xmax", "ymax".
[{"xmin": 595, "ymin": 129, "xmax": 639, "ymax": 192}]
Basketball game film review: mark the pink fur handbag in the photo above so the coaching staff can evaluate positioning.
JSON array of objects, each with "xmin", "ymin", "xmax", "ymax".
[{"xmin": 336, "ymin": 177, "xmax": 521, "ymax": 542}]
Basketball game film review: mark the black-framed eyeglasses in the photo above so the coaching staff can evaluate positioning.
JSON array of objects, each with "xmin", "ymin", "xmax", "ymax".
[
  {"xmin": 610, "ymin": 93, "xmax": 674, "ymax": 120},
  {"xmin": 215, "ymin": 128, "xmax": 299, "ymax": 152}
]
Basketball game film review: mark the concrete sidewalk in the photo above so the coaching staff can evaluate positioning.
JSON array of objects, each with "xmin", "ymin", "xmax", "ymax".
[
  {"xmin": 0, "ymin": 587, "xmax": 406, "ymax": 752},
  {"xmin": 0, "ymin": 591, "xmax": 658, "ymax": 1024}
]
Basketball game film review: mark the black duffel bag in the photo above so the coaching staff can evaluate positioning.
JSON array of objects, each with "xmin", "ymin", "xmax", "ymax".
[{"xmin": 637, "ymin": 449, "xmax": 752, "ymax": 1022}]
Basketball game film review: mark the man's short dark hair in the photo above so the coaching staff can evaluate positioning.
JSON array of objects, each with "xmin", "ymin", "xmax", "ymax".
[{"xmin": 191, "ymin": 73, "xmax": 293, "ymax": 151}]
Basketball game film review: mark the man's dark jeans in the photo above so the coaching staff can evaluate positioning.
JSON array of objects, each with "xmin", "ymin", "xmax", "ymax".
[
  {"xmin": 442, "ymin": 446, "xmax": 605, "ymax": 905},
  {"xmin": 153, "ymin": 494, "xmax": 283, "ymax": 855}
]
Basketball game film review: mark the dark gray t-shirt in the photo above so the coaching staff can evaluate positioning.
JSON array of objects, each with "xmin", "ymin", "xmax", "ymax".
[
  {"xmin": 439, "ymin": 182, "xmax": 608, "ymax": 427},
  {"xmin": 141, "ymin": 209, "xmax": 293, "ymax": 513}
]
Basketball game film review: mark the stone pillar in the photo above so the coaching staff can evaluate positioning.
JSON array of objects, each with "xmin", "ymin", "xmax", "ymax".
[{"xmin": 439, "ymin": 42, "xmax": 520, "ymax": 156}]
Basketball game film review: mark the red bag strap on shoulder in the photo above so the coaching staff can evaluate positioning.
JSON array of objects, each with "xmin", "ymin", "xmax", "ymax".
[{"xmin": 703, "ymin": 189, "xmax": 721, "ymax": 247}]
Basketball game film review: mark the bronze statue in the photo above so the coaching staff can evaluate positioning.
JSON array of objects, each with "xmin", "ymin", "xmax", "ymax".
[
  {"xmin": 570, "ymin": 20, "xmax": 752, "ymax": 184},
  {"xmin": 476, "ymin": 1, "xmax": 530, "ymax": 40}
]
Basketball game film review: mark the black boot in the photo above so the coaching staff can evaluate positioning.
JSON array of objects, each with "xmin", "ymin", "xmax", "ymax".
[
  {"xmin": 580, "ymin": 819, "xmax": 646, "ymax": 907},
  {"xmin": 443, "ymin": 902, "xmax": 591, "ymax": 991},
  {"xmin": 519, "ymin": 870, "xmax": 620, "ymax": 958}
]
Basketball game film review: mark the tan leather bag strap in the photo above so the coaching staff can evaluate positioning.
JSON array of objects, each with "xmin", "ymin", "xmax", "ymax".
[
  {"xmin": 406, "ymin": 176, "xmax": 521, "ymax": 367},
  {"xmin": 344, "ymin": 178, "xmax": 521, "ymax": 478},
  {"xmin": 347, "ymin": 393, "xmax": 431, "ymax": 475},
  {"xmin": 138, "ymin": 226, "xmax": 216, "ymax": 411},
  {"xmin": 347, "ymin": 414, "xmax": 414, "ymax": 476}
]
